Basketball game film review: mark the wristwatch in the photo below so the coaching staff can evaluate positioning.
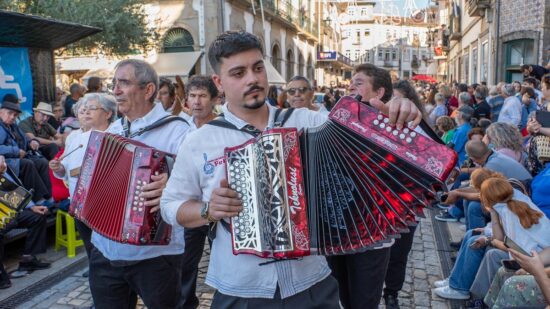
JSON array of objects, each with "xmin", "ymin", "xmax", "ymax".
[{"xmin": 200, "ymin": 202, "xmax": 217, "ymax": 223}]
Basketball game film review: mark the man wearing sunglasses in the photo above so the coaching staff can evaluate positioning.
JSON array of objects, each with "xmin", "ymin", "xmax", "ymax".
[{"xmin": 285, "ymin": 76, "xmax": 329, "ymax": 114}]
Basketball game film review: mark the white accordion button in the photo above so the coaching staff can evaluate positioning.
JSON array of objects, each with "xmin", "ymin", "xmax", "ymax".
[
  {"xmin": 399, "ymin": 134, "xmax": 405, "ymax": 139},
  {"xmin": 380, "ymin": 123, "xmax": 386, "ymax": 129},
  {"xmin": 406, "ymin": 137, "xmax": 412, "ymax": 143},
  {"xmin": 383, "ymin": 118, "xmax": 389, "ymax": 123},
  {"xmin": 377, "ymin": 115, "xmax": 383, "ymax": 120},
  {"xmin": 373, "ymin": 120, "xmax": 379, "ymax": 125},
  {"xmin": 403, "ymin": 128, "xmax": 410, "ymax": 134},
  {"xmin": 410, "ymin": 132, "xmax": 417, "ymax": 137},
  {"xmin": 393, "ymin": 130, "xmax": 398, "ymax": 136},
  {"xmin": 386, "ymin": 127, "xmax": 392, "ymax": 132}
]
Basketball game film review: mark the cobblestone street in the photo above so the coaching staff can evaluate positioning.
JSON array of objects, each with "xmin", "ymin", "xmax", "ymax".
[{"xmin": 12, "ymin": 210, "xmax": 451, "ymax": 309}]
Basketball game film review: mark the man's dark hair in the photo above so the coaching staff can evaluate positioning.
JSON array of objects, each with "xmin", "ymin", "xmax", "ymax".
[
  {"xmin": 159, "ymin": 77, "xmax": 176, "ymax": 97},
  {"xmin": 87, "ymin": 77, "xmax": 102, "ymax": 93},
  {"xmin": 186, "ymin": 75, "xmax": 219, "ymax": 99},
  {"xmin": 521, "ymin": 64, "xmax": 530, "ymax": 71},
  {"xmin": 208, "ymin": 30, "xmax": 264, "ymax": 73},
  {"xmin": 457, "ymin": 83, "xmax": 468, "ymax": 92},
  {"xmin": 354, "ymin": 63, "xmax": 393, "ymax": 102},
  {"xmin": 288, "ymin": 76, "xmax": 312, "ymax": 89},
  {"xmin": 523, "ymin": 77, "xmax": 538, "ymax": 87},
  {"xmin": 2, "ymin": 93, "xmax": 18, "ymax": 103}
]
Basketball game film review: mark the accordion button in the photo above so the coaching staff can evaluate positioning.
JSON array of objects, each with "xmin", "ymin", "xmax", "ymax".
[
  {"xmin": 386, "ymin": 127, "xmax": 392, "ymax": 132},
  {"xmin": 377, "ymin": 115, "xmax": 383, "ymax": 120},
  {"xmin": 380, "ymin": 123, "xmax": 385, "ymax": 129},
  {"xmin": 403, "ymin": 128, "xmax": 410, "ymax": 134},
  {"xmin": 383, "ymin": 118, "xmax": 389, "ymax": 123},
  {"xmin": 139, "ymin": 208, "xmax": 143, "ymax": 212},
  {"xmin": 406, "ymin": 137, "xmax": 412, "ymax": 143},
  {"xmin": 399, "ymin": 134, "xmax": 405, "ymax": 139},
  {"xmin": 139, "ymin": 202, "xmax": 144, "ymax": 206},
  {"xmin": 140, "ymin": 197, "xmax": 144, "ymax": 201},
  {"xmin": 393, "ymin": 130, "xmax": 398, "ymax": 136},
  {"xmin": 133, "ymin": 201, "xmax": 138, "ymax": 205},
  {"xmin": 132, "ymin": 207, "xmax": 137, "ymax": 211},
  {"xmin": 410, "ymin": 132, "xmax": 417, "ymax": 137},
  {"xmin": 373, "ymin": 120, "xmax": 379, "ymax": 125}
]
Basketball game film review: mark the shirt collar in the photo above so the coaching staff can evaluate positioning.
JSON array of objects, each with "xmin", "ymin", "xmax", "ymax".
[
  {"xmin": 221, "ymin": 101, "xmax": 276, "ymax": 130},
  {"xmin": 130, "ymin": 103, "xmax": 167, "ymax": 129}
]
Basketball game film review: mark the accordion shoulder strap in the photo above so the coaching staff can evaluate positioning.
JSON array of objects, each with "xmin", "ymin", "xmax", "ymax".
[
  {"xmin": 128, "ymin": 115, "xmax": 189, "ymax": 138},
  {"xmin": 208, "ymin": 108, "xmax": 295, "ymax": 136},
  {"xmin": 418, "ymin": 119, "xmax": 445, "ymax": 145}
]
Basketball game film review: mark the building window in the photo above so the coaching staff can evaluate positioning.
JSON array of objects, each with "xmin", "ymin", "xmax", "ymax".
[
  {"xmin": 481, "ymin": 42, "xmax": 488, "ymax": 82},
  {"xmin": 463, "ymin": 53, "xmax": 469, "ymax": 83},
  {"xmin": 361, "ymin": 8, "xmax": 368, "ymax": 16},
  {"xmin": 347, "ymin": 7, "xmax": 355, "ymax": 16},
  {"xmin": 391, "ymin": 50, "xmax": 397, "ymax": 61},
  {"xmin": 364, "ymin": 30, "xmax": 370, "ymax": 37},
  {"xmin": 471, "ymin": 48, "xmax": 478, "ymax": 84},
  {"xmin": 345, "ymin": 50, "xmax": 351, "ymax": 59},
  {"xmin": 378, "ymin": 50, "xmax": 383, "ymax": 60},
  {"xmin": 354, "ymin": 50, "xmax": 360, "ymax": 61},
  {"xmin": 162, "ymin": 28, "xmax": 194, "ymax": 53},
  {"xmin": 504, "ymin": 39, "xmax": 535, "ymax": 82},
  {"xmin": 385, "ymin": 50, "xmax": 390, "ymax": 61}
]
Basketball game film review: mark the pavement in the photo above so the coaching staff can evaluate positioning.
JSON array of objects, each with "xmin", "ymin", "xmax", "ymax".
[{"xmin": 0, "ymin": 208, "xmax": 465, "ymax": 309}]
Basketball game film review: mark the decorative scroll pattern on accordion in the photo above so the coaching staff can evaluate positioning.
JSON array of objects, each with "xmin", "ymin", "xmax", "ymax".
[
  {"xmin": 225, "ymin": 96, "xmax": 458, "ymax": 258},
  {"xmin": 225, "ymin": 128, "xmax": 310, "ymax": 258},
  {"xmin": 0, "ymin": 176, "xmax": 32, "ymax": 229},
  {"xmin": 70, "ymin": 131, "xmax": 173, "ymax": 245}
]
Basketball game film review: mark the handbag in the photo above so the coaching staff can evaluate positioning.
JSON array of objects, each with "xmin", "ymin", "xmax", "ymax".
[{"xmin": 533, "ymin": 135, "xmax": 550, "ymax": 163}]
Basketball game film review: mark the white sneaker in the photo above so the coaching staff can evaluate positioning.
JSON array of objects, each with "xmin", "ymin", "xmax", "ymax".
[
  {"xmin": 434, "ymin": 278, "xmax": 449, "ymax": 288},
  {"xmin": 434, "ymin": 286, "xmax": 470, "ymax": 300}
]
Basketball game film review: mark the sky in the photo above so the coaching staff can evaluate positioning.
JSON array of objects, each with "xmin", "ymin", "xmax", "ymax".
[{"xmin": 371, "ymin": 0, "xmax": 432, "ymax": 17}]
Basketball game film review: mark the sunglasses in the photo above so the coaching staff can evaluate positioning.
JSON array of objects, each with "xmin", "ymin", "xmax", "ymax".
[{"xmin": 287, "ymin": 87, "xmax": 310, "ymax": 95}]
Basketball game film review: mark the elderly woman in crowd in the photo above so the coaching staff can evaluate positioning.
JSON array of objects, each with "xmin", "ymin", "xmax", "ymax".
[
  {"xmin": 49, "ymin": 93, "xmax": 117, "ymax": 258},
  {"xmin": 483, "ymin": 122, "xmax": 527, "ymax": 165}
]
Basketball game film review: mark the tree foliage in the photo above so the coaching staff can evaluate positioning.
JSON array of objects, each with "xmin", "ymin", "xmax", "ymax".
[{"xmin": 0, "ymin": 0, "xmax": 158, "ymax": 56}]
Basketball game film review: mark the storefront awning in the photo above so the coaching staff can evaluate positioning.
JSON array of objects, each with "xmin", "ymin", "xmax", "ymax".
[
  {"xmin": 151, "ymin": 51, "xmax": 203, "ymax": 78},
  {"xmin": 264, "ymin": 60, "xmax": 286, "ymax": 85}
]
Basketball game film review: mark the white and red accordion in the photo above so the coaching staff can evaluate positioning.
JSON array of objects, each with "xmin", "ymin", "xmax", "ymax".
[
  {"xmin": 225, "ymin": 96, "xmax": 458, "ymax": 258},
  {"xmin": 70, "ymin": 131, "xmax": 173, "ymax": 245}
]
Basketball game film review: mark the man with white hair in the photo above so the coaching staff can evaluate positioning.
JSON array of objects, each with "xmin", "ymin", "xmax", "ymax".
[{"xmin": 498, "ymin": 84, "xmax": 522, "ymax": 126}]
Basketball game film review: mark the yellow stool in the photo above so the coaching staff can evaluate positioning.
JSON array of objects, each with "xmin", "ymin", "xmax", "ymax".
[{"xmin": 55, "ymin": 210, "xmax": 84, "ymax": 258}]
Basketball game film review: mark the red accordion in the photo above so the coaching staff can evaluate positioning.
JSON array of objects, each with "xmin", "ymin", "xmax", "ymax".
[
  {"xmin": 70, "ymin": 131, "xmax": 173, "ymax": 245},
  {"xmin": 225, "ymin": 96, "xmax": 458, "ymax": 258}
]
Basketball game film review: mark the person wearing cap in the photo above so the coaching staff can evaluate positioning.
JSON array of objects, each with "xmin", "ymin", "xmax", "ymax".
[
  {"xmin": 450, "ymin": 105, "xmax": 474, "ymax": 166},
  {"xmin": 0, "ymin": 101, "xmax": 53, "ymax": 205},
  {"xmin": 18, "ymin": 102, "xmax": 63, "ymax": 161}
]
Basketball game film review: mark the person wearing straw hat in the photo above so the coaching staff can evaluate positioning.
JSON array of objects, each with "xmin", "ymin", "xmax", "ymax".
[
  {"xmin": 18, "ymin": 102, "xmax": 63, "ymax": 160},
  {"xmin": 0, "ymin": 101, "xmax": 53, "ymax": 205}
]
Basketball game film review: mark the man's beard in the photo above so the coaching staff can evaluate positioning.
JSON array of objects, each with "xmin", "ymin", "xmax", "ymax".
[{"xmin": 243, "ymin": 97, "xmax": 265, "ymax": 110}]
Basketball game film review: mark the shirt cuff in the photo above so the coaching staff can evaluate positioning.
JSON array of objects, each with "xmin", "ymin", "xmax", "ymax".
[{"xmin": 161, "ymin": 201, "xmax": 184, "ymax": 227}]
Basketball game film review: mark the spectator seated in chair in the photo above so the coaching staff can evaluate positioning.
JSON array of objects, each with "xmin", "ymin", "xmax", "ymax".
[
  {"xmin": 18, "ymin": 102, "xmax": 64, "ymax": 161},
  {"xmin": 0, "ymin": 155, "xmax": 51, "ymax": 289},
  {"xmin": 0, "ymin": 101, "xmax": 54, "ymax": 206}
]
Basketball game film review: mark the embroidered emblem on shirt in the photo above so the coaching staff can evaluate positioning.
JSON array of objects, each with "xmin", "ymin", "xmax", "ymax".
[{"xmin": 203, "ymin": 153, "xmax": 215, "ymax": 175}]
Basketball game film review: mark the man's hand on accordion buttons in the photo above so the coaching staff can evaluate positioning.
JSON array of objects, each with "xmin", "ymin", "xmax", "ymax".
[
  {"xmin": 141, "ymin": 173, "xmax": 168, "ymax": 213},
  {"xmin": 209, "ymin": 179, "xmax": 243, "ymax": 221},
  {"xmin": 369, "ymin": 96, "xmax": 423, "ymax": 130}
]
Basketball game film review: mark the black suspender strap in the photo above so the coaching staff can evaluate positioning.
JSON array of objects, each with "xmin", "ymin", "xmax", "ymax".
[{"xmin": 125, "ymin": 115, "xmax": 189, "ymax": 139}]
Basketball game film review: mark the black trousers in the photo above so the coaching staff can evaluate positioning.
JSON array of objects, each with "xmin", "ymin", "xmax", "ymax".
[
  {"xmin": 0, "ymin": 209, "xmax": 47, "ymax": 273},
  {"xmin": 384, "ymin": 225, "xmax": 417, "ymax": 297},
  {"xmin": 74, "ymin": 218, "xmax": 93, "ymax": 257},
  {"xmin": 18, "ymin": 158, "xmax": 51, "ymax": 202},
  {"xmin": 38, "ymin": 143, "xmax": 60, "ymax": 161},
  {"xmin": 211, "ymin": 275, "xmax": 340, "ymax": 309},
  {"xmin": 327, "ymin": 247, "xmax": 391, "ymax": 309},
  {"xmin": 180, "ymin": 225, "xmax": 209, "ymax": 309},
  {"xmin": 88, "ymin": 247, "xmax": 183, "ymax": 309}
]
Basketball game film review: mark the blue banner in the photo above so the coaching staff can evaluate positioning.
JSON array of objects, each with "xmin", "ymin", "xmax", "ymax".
[{"xmin": 0, "ymin": 47, "xmax": 33, "ymax": 113}]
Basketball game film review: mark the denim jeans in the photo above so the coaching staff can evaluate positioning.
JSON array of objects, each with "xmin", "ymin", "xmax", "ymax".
[
  {"xmin": 449, "ymin": 229, "xmax": 488, "ymax": 293},
  {"xmin": 465, "ymin": 201, "xmax": 487, "ymax": 230},
  {"xmin": 447, "ymin": 172, "xmax": 471, "ymax": 219}
]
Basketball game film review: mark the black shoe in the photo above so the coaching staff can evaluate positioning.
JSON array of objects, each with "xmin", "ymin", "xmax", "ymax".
[
  {"xmin": 384, "ymin": 294, "xmax": 400, "ymax": 309},
  {"xmin": 449, "ymin": 240, "xmax": 462, "ymax": 250},
  {"xmin": 0, "ymin": 271, "xmax": 11, "ymax": 289},
  {"xmin": 466, "ymin": 298, "xmax": 487, "ymax": 309},
  {"xmin": 18, "ymin": 257, "xmax": 51, "ymax": 271}
]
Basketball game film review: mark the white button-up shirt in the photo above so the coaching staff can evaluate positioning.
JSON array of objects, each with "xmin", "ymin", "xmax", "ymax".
[
  {"xmin": 91, "ymin": 102, "xmax": 190, "ymax": 261},
  {"xmin": 161, "ymin": 103, "xmax": 331, "ymax": 299},
  {"xmin": 53, "ymin": 129, "xmax": 90, "ymax": 196}
]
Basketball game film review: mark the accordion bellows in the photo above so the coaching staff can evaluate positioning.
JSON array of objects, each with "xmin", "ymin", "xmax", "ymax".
[
  {"xmin": 70, "ymin": 131, "xmax": 173, "ymax": 245},
  {"xmin": 0, "ymin": 176, "xmax": 32, "ymax": 229},
  {"xmin": 225, "ymin": 96, "xmax": 458, "ymax": 258}
]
